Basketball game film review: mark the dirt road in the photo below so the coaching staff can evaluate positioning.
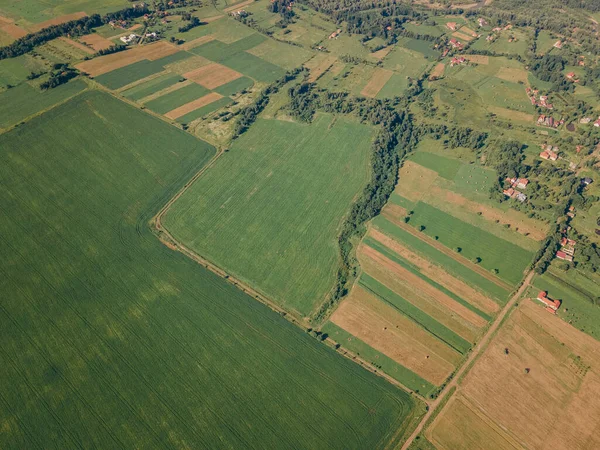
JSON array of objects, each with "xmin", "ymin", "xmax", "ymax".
[{"xmin": 398, "ymin": 269, "xmax": 535, "ymax": 450}]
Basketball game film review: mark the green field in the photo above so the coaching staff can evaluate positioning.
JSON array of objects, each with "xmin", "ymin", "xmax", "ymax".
[
  {"xmin": 359, "ymin": 274, "xmax": 472, "ymax": 354},
  {"xmin": 164, "ymin": 114, "xmax": 373, "ymax": 316},
  {"xmin": 0, "ymin": 79, "xmax": 87, "ymax": 129},
  {"xmin": 122, "ymin": 73, "xmax": 184, "ymax": 101},
  {"xmin": 409, "ymin": 152, "xmax": 463, "ymax": 180},
  {"xmin": 405, "ymin": 202, "xmax": 533, "ymax": 285},
  {"xmin": 94, "ymin": 53, "xmax": 191, "ymax": 90},
  {"xmin": 373, "ymin": 216, "xmax": 511, "ymax": 302},
  {"xmin": 0, "ymin": 89, "xmax": 421, "ymax": 449},
  {"xmin": 0, "ymin": 54, "xmax": 48, "ymax": 89},
  {"xmin": 322, "ymin": 322, "xmax": 437, "ymax": 396},
  {"xmin": 0, "ymin": 0, "xmax": 129, "ymax": 23},
  {"xmin": 214, "ymin": 76, "xmax": 254, "ymax": 97},
  {"xmin": 144, "ymin": 83, "xmax": 210, "ymax": 114}
]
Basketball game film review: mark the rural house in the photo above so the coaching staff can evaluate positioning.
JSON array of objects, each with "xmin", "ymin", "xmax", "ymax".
[
  {"xmin": 536, "ymin": 291, "xmax": 561, "ymax": 314},
  {"xmin": 446, "ymin": 22, "xmax": 458, "ymax": 31}
]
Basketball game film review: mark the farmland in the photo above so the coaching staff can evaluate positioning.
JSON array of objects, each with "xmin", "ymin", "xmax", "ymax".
[
  {"xmin": 0, "ymin": 89, "xmax": 422, "ymax": 449},
  {"xmin": 163, "ymin": 114, "xmax": 374, "ymax": 316}
]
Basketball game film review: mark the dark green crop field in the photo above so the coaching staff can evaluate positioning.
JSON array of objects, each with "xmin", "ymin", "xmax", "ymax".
[{"xmin": 0, "ymin": 90, "xmax": 420, "ymax": 449}]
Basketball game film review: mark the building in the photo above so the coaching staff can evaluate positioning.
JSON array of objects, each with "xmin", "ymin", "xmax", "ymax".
[
  {"xmin": 580, "ymin": 117, "xmax": 591, "ymax": 124},
  {"xmin": 450, "ymin": 56, "xmax": 466, "ymax": 66},
  {"xmin": 540, "ymin": 149, "xmax": 558, "ymax": 161},
  {"xmin": 515, "ymin": 192, "xmax": 527, "ymax": 202},
  {"xmin": 503, "ymin": 187, "xmax": 516, "ymax": 198},
  {"xmin": 537, "ymin": 291, "xmax": 561, "ymax": 314},
  {"xmin": 449, "ymin": 38, "xmax": 463, "ymax": 49},
  {"xmin": 329, "ymin": 29, "xmax": 341, "ymax": 39},
  {"xmin": 516, "ymin": 178, "xmax": 529, "ymax": 189},
  {"xmin": 556, "ymin": 250, "xmax": 573, "ymax": 262},
  {"xmin": 446, "ymin": 22, "xmax": 458, "ymax": 31},
  {"xmin": 554, "ymin": 40, "xmax": 563, "ymax": 49},
  {"xmin": 594, "ymin": 117, "xmax": 600, "ymax": 127},
  {"xmin": 119, "ymin": 33, "xmax": 139, "ymax": 44},
  {"xmin": 582, "ymin": 177, "xmax": 593, "ymax": 186},
  {"xmin": 478, "ymin": 17, "xmax": 488, "ymax": 27}
]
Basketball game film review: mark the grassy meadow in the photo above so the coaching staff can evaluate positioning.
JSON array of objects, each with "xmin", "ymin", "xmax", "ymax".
[
  {"xmin": 164, "ymin": 114, "xmax": 374, "ymax": 316},
  {"xmin": 0, "ymin": 89, "xmax": 421, "ymax": 449}
]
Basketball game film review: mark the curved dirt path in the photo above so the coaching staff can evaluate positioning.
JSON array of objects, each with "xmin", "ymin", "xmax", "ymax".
[{"xmin": 397, "ymin": 269, "xmax": 535, "ymax": 450}]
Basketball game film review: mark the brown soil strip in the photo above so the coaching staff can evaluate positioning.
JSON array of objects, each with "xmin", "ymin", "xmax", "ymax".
[
  {"xmin": 129, "ymin": 23, "xmax": 143, "ymax": 31},
  {"xmin": 331, "ymin": 286, "xmax": 460, "ymax": 385},
  {"xmin": 59, "ymin": 37, "xmax": 94, "ymax": 54},
  {"xmin": 361, "ymin": 245, "xmax": 488, "ymax": 329},
  {"xmin": 368, "ymin": 228, "xmax": 499, "ymax": 314},
  {"xmin": 183, "ymin": 63, "xmax": 242, "ymax": 89},
  {"xmin": 30, "ymin": 12, "xmax": 87, "ymax": 32},
  {"xmin": 80, "ymin": 34, "xmax": 114, "ymax": 51},
  {"xmin": 0, "ymin": 23, "xmax": 27, "ymax": 39},
  {"xmin": 181, "ymin": 34, "xmax": 215, "ymax": 50},
  {"xmin": 429, "ymin": 63, "xmax": 445, "ymax": 80},
  {"xmin": 382, "ymin": 214, "xmax": 513, "ymax": 292},
  {"xmin": 164, "ymin": 92, "xmax": 223, "ymax": 119},
  {"xmin": 138, "ymin": 79, "xmax": 193, "ymax": 104},
  {"xmin": 223, "ymin": 0, "xmax": 255, "ymax": 12},
  {"xmin": 383, "ymin": 203, "xmax": 408, "ymax": 222},
  {"xmin": 460, "ymin": 26, "xmax": 478, "ymax": 37},
  {"xmin": 76, "ymin": 41, "xmax": 179, "ymax": 77},
  {"xmin": 462, "ymin": 54, "xmax": 489, "ymax": 64},
  {"xmin": 0, "ymin": 15, "xmax": 13, "ymax": 24},
  {"xmin": 360, "ymin": 68, "xmax": 393, "ymax": 98}
]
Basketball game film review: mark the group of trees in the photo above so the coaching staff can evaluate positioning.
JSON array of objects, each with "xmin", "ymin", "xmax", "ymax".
[
  {"xmin": 268, "ymin": 0, "xmax": 296, "ymax": 27},
  {"xmin": 40, "ymin": 64, "xmax": 78, "ymax": 90},
  {"xmin": 178, "ymin": 16, "xmax": 202, "ymax": 32}
]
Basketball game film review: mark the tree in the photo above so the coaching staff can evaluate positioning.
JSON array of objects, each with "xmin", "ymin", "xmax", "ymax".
[{"xmin": 418, "ymin": 225, "xmax": 426, "ymax": 231}]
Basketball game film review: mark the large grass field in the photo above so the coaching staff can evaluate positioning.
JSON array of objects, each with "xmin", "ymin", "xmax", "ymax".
[
  {"xmin": 0, "ymin": 0, "xmax": 129, "ymax": 24},
  {"xmin": 0, "ymin": 89, "xmax": 421, "ymax": 448},
  {"xmin": 164, "ymin": 114, "xmax": 373, "ymax": 316}
]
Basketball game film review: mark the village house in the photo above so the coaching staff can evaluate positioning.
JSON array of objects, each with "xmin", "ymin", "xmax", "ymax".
[
  {"xmin": 516, "ymin": 178, "xmax": 528, "ymax": 189},
  {"xmin": 119, "ymin": 33, "xmax": 139, "ymax": 44},
  {"xmin": 329, "ymin": 29, "xmax": 341, "ymax": 39},
  {"xmin": 556, "ymin": 250, "xmax": 573, "ymax": 262},
  {"xmin": 582, "ymin": 177, "xmax": 593, "ymax": 187},
  {"xmin": 566, "ymin": 72, "xmax": 579, "ymax": 82},
  {"xmin": 449, "ymin": 38, "xmax": 463, "ymax": 49},
  {"xmin": 450, "ymin": 56, "xmax": 466, "ymax": 66},
  {"xmin": 580, "ymin": 117, "xmax": 591, "ymax": 124},
  {"xmin": 515, "ymin": 192, "xmax": 527, "ymax": 202},
  {"xmin": 540, "ymin": 144, "xmax": 558, "ymax": 161},
  {"xmin": 594, "ymin": 117, "xmax": 600, "ymax": 127},
  {"xmin": 478, "ymin": 17, "xmax": 488, "ymax": 27},
  {"xmin": 554, "ymin": 40, "xmax": 563, "ymax": 49},
  {"xmin": 446, "ymin": 22, "xmax": 458, "ymax": 31},
  {"xmin": 537, "ymin": 291, "xmax": 561, "ymax": 314}
]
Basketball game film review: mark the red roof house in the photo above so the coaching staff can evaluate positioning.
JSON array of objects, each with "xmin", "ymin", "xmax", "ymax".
[{"xmin": 537, "ymin": 291, "xmax": 561, "ymax": 313}]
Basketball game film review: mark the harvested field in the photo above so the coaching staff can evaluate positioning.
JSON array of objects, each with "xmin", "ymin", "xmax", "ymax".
[
  {"xmin": 30, "ymin": 12, "xmax": 87, "ymax": 32},
  {"xmin": 460, "ymin": 26, "xmax": 478, "ymax": 37},
  {"xmin": 487, "ymin": 105, "xmax": 534, "ymax": 123},
  {"xmin": 59, "ymin": 37, "xmax": 94, "ymax": 54},
  {"xmin": 383, "ymin": 203, "xmax": 408, "ymax": 222},
  {"xmin": 462, "ymin": 54, "xmax": 489, "ymax": 64},
  {"xmin": 0, "ymin": 15, "xmax": 12, "ymax": 23},
  {"xmin": 76, "ymin": 41, "xmax": 179, "ymax": 76},
  {"xmin": 429, "ymin": 63, "xmax": 445, "ymax": 80},
  {"xmin": 359, "ymin": 246, "xmax": 483, "ymax": 343},
  {"xmin": 223, "ymin": 0, "xmax": 255, "ymax": 12},
  {"xmin": 183, "ymin": 63, "xmax": 242, "ymax": 89},
  {"xmin": 360, "ymin": 68, "xmax": 394, "ymax": 98},
  {"xmin": 368, "ymin": 228, "xmax": 499, "ymax": 314},
  {"xmin": 331, "ymin": 286, "xmax": 461, "ymax": 385},
  {"xmin": 181, "ymin": 35, "xmax": 216, "ymax": 50},
  {"xmin": 80, "ymin": 33, "xmax": 114, "ymax": 51},
  {"xmin": 452, "ymin": 31, "xmax": 474, "ymax": 42},
  {"xmin": 431, "ymin": 299, "xmax": 600, "ymax": 450},
  {"xmin": 496, "ymin": 66, "xmax": 528, "ymax": 83},
  {"xmin": 372, "ymin": 46, "xmax": 393, "ymax": 60},
  {"xmin": 305, "ymin": 54, "xmax": 337, "ymax": 82},
  {"xmin": 396, "ymin": 160, "xmax": 439, "ymax": 201},
  {"xmin": 164, "ymin": 92, "xmax": 223, "ymax": 119},
  {"xmin": 0, "ymin": 23, "xmax": 27, "ymax": 39}
]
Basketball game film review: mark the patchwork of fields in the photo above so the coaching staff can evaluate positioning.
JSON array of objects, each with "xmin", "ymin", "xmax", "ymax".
[
  {"xmin": 0, "ymin": 90, "xmax": 422, "ymax": 448},
  {"xmin": 163, "ymin": 114, "xmax": 374, "ymax": 316}
]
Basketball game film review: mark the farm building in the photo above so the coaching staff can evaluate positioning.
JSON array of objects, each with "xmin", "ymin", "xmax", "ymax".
[
  {"xmin": 540, "ymin": 145, "xmax": 558, "ymax": 161},
  {"xmin": 478, "ymin": 17, "xmax": 488, "ymax": 27},
  {"xmin": 536, "ymin": 291, "xmax": 561, "ymax": 314},
  {"xmin": 120, "ymin": 33, "xmax": 139, "ymax": 44},
  {"xmin": 449, "ymin": 38, "xmax": 463, "ymax": 49},
  {"xmin": 582, "ymin": 177, "xmax": 593, "ymax": 186},
  {"xmin": 446, "ymin": 22, "xmax": 459, "ymax": 31},
  {"xmin": 554, "ymin": 40, "xmax": 563, "ymax": 49},
  {"xmin": 450, "ymin": 56, "xmax": 466, "ymax": 66},
  {"xmin": 556, "ymin": 250, "xmax": 573, "ymax": 262}
]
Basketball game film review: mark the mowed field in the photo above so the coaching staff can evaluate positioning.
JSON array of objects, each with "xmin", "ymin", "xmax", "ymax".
[
  {"xmin": 428, "ymin": 299, "xmax": 600, "ymax": 450},
  {"xmin": 163, "ymin": 114, "xmax": 373, "ymax": 316},
  {"xmin": 0, "ymin": 89, "xmax": 422, "ymax": 449}
]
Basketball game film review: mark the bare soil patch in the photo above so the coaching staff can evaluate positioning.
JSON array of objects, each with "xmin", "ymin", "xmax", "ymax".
[
  {"xmin": 181, "ymin": 35, "xmax": 215, "ymax": 50},
  {"xmin": 80, "ymin": 34, "xmax": 114, "ymax": 52},
  {"xmin": 30, "ymin": 12, "xmax": 87, "ymax": 32},
  {"xmin": 368, "ymin": 228, "xmax": 499, "ymax": 314},
  {"xmin": 432, "ymin": 299, "xmax": 600, "ymax": 450},
  {"xmin": 496, "ymin": 66, "xmax": 528, "ymax": 84},
  {"xmin": 359, "ymin": 246, "xmax": 483, "ymax": 342},
  {"xmin": 360, "ymin": 68, "xmax": 393, "ymax": 98},
  {"xmin": 462, "ymin": 54, "xmax": 489, "ymax": 64},
  {"xmin": 76, "ymin": 41, "xmax": 179, "ymax": 76},
  {"xmin": 0, "ymin": 23, "xmax": 27, "ymax": 39},
  {"xmin": 382, "ymin": 214, "xmax": 513, "ymax": 291},
  {"xmin": 331, "ymin": 286, "xmax": 460, "ymax": 385},
  {"xmin": 165, "ymin": 92, "xmax": 223, "ymax": 119},
  {"xmin": 429, "ymin": 63, "xmax": 445, "ymax": 80},
  {"xmin": 460, "ymin": 26, "xmax": 478, "ymax": 37},
  {"xmin": 59, "ymin": 37, "xmax": 94, "ymax": 54},
  {"xmin": 395, "ymin": 160, "xmax": 439, "ymax": 201},
  {"xmin": 0, "ymin": 15, "xmax": 13, "ymax": 24},
  {"xmin": 183, "ymin": 63, "xmax": 242, "ymax": 89}
]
